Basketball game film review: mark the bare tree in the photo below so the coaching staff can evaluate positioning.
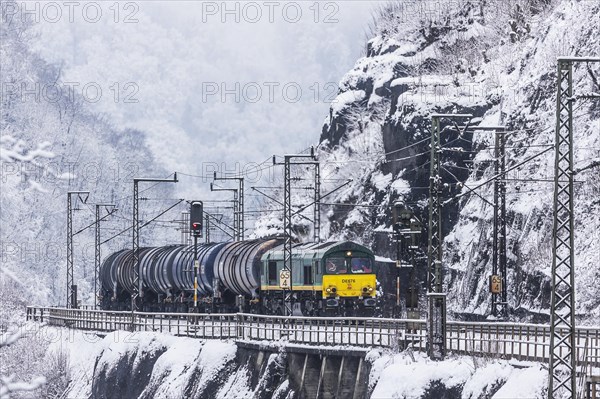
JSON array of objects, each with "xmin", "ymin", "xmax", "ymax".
[{"xmin": 0, "ymin": 330, "xmax": 46, "ymax": 399}]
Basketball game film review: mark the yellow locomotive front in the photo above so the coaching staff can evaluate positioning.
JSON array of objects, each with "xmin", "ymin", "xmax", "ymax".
[{"xmin": 322, "ymin": 249, "xmax": 377, "ymax": 313}]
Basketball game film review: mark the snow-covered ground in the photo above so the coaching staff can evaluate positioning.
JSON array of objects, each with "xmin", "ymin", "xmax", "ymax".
[{"xmin": 368, "ymin": 349, "xmax": 547, "ymax": 398}]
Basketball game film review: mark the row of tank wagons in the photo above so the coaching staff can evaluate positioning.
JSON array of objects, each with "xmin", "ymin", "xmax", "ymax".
[{"xmin": 99, "ymin": 239, "xmax": 378, "ymax": 315}]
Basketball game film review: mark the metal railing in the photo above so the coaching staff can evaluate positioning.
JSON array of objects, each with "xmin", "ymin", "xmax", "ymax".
[{"xmin": 25, "ymin": 306, "xmax": 600, "ymax": 366}]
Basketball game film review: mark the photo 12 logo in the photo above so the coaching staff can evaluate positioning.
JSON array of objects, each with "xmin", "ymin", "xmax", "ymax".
[
  {"xmin": 1, "ymin": 159, "xmax": 141, "ymax": 186},
  {"xmin": 199, "ymin": 161, "xmax": 276, "ymax": 184},
  {"xmin": 1, "ymin": 81, "xmax": 139, "ymax": 104},
  {"xmin": 199, "ymin": 1, "xmax": 339, "ymax": 24},
  {"xmin": 201, "ymin": 81, "xmax": 339, "ymax": 104},
  {"xmin": 1, "ymin": 1, "xmax": 139, "ymax": 24}
]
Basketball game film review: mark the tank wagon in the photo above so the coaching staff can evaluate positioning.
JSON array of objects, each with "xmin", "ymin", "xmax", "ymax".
[{"xmin": 99, "ymin": 239, "xmax": 377, "ymax": 316}]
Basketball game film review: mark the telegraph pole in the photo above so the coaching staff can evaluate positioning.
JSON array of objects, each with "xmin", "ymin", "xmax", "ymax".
[
  {"xmin": 205, "ymin": 214, "xmax": 211, "ymax": 244},
  {"xmin": 549, "ymin": 57, "xmax": 600, "ymax": 399},
  {"xmin": 273, "ymin": 148, "xmax": 318, "ymax": 316},
  {"xmin": 210, "ymin": 183, "xmax": 239, "ymax": 241},
  {"xmin": 190, "ymin": 201, "xmax": 203, "ymax": 310},
  {"xmin": 492, "ymin": 128, "xmax": 507, "ymax": 318},
  {"xmin": 131, "ymin": 174, "xmax": 178, "ymax": 316},
  {"xmin": 427, "ymin": 113, "xmax": 471, "ymax": 360},
  {"xmin": 455, "ymin": 125, "xmax": 508, "ymax": 318},
  {"xmin": 95, "ymin": 204, "xmax": 116, "ymax": 309},
  {"xmin": 213, "ymin": 173, "xmax": 244, "ymax": 240},
  {"xmin": 392, "ymin": 201, "xmax": 421, "ymax": 318},
  {"xmin": 180, "ymin": 212, "xmax": 191, "ymax": 245},
  {"xmin": 313, "ymin": 162, "xmax": 321, "ymax": 242},
  {"xmin": 66, "ymin": 191, "xmax": 89, "ymax": 309}
]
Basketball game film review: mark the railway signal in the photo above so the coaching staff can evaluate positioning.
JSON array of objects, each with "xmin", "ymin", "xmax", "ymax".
[
  {"xmin": 190, "ymin": 200, "xmax": 203, "ymax": 310},
  {"xmin": 190, "ymin": 201, "xmax": 203, "ymax": 237}
]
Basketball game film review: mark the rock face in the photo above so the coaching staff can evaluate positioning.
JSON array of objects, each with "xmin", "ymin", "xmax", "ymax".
[
  {"xmin": 312, "ymin": 0, "xmax": 600, "ymax": 322},
  {"xmin": 67, "ymin": 332, "xmax": 292, "ymax": 398},
  {"xmin": 62, "ymin": 331, "xmax": 548, "ymax": 399}
]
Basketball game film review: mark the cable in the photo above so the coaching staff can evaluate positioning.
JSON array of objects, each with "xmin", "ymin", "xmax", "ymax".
[
  {"xmin": 382, "ymin": 135, "xmax": 431, "ymax": 157},
  {"xmin": 100, "ymin": 199, "xmax": 184, "ymax": 245},
  {"xmin": 73, "ymin": 208, "xmax": 117, "ymax": 236},
  {"xmin": 382, "ymin": 149, "xmax": 431, "ymax": 164},
  {"xmin": 441, "ymin": 166, "xmax": 494, "ymax": 207},
  {"xmin": 443, "ymin": 146, "xmax": 554, "ymax": 205}
]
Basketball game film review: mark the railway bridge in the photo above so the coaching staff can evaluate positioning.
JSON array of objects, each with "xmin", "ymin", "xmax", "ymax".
[{"xmin": 26, "ymin": 306, "xmax": 600, "ymax": 398}]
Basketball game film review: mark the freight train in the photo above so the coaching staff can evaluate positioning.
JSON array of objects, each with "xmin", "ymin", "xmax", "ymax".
[{"xmin": 99, "ymin": 239, "xmax": 378, "ymax": 316}]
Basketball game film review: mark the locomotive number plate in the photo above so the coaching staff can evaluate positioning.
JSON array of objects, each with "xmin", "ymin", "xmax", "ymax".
[{"xmin": 279, "ymin": 270, "xmax": 291, "ymax": 289}]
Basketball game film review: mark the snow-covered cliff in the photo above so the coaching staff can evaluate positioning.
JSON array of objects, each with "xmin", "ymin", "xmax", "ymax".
[{"xmin": 315, "ymin": 0, "xmax": 599, "ymax": 322}]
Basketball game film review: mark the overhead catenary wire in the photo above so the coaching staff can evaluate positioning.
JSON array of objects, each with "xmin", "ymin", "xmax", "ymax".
[
  {"xmin": 441, "ymin": 166, "xmax": 495, "ymax": 207},
  {"xmin": 443, "ymin": 146, "xmax": 554, "ymax": 206},
  {"xmin": 73, "ymin": 208, "xmax": 117, "ymax": 236},
  {"xmin": 100, "ymin": 199, "xmax": 185, "ymax": 245}
]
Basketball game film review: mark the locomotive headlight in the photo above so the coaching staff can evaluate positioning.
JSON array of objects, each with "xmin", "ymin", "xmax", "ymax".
[
  {"xmin": 326, "ymin": 285, "xmax": 337, "ymax": 295},
  {"xmin": 362, "ymin": 285, "xmax": 374, "ymax": 294}
]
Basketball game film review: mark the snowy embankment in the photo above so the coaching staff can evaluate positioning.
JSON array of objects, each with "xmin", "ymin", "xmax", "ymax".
[
  {"xmin": 25, "ymin": 326, "xmax": 549, "ymax": 398},
  {"xmin": 53, "ymin": 328, "xmax": 287, "ymax": 399},
  {"xmin": 368, "ymin": 349, "xmax": 547, "ymax": 399}
]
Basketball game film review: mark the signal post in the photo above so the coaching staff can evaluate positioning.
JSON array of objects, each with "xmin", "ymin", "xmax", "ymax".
[{"xmin": 190, "ymin": 201, "xmax": 203, "ymax": 311}]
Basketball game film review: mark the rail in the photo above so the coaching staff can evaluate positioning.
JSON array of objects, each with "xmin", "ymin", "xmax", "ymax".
[{"xmin": 25, "ymin": 306, "xmax": 600, "ymax": 366}]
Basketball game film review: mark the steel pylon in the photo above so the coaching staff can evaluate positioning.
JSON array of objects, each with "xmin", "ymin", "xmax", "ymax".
[
  {"xmin": 131, "ymin": 175, "xmax": 177, "ymax": 315},
  {"xmin": 275, "ymin": 149, "xmax": 318, "ymax": 316},
  {"xmin": 549, "ymin": 59, "xmax": 576, "ymax": 399},
  {"xmin": 66, "ymin": 191, "xmax": 89, "ymax": 309},
  {"xmin": 548, "ymin": 56, "xmax": 600, "ymax": 398},
  {"xmin": 492, "ymin": 130, "xmax": 508, "ymax": 318},
  {"xmin": 426, "ymin": 114, "xmax": 471, "ymax": 360}
]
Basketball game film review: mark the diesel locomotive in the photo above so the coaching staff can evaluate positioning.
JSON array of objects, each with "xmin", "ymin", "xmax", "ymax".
[{"xmin": 99, "ymin": 239, "xmax": 377, "ymax": 316}]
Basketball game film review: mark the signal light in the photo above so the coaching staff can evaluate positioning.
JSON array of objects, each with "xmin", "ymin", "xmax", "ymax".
[{"xmin": 190, "ymin": 201, "xmax": 203, "ymax": 237}]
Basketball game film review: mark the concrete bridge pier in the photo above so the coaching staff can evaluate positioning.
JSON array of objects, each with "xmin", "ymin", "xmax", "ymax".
[
  {"xmin": 237, "ymin": 342, "xmax": 370, "ymax": 399},
  {"xmin": 286, "ymin": 348, "xmax": 369, "ymax": 398}
]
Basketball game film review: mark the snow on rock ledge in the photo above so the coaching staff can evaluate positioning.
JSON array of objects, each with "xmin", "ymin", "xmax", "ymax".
[
  {"xmin": 58, "ymin": 329, "xmax": 287, "ymax": 399},
  {"xmin": 368, "ymin": 350, "xmax": 547, "ymax": 399}
]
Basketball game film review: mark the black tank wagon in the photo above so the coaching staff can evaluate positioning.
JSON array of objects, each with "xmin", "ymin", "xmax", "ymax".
[{"xmin": 99, "ymin": 239, "xmax": 378, "ymax": 316}]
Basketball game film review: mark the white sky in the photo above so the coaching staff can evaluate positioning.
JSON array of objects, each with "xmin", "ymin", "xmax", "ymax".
[{"xmin": 31, "ymin": 1, "xmax": 383, "ymax": 198}]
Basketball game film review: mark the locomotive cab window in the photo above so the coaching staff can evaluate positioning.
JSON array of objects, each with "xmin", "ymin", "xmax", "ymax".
[
  {"xmin": 268, "ymin": 261, "xmax": 278, "ymax": 285},
  {"xmin": 350, "ymin": 258, "xmax": 372, "ymax": 273},
  {"xmin": 324, "ymin": 257, "xmax": 346, "ymax": 274}
]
